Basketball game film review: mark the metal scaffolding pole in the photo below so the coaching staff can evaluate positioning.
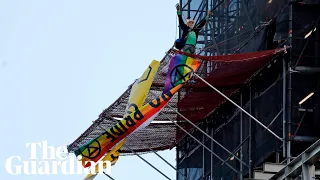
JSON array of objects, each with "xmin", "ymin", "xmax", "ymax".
[
  {"xmin": 236, "ymin": 0, "xmax": 240, "ymax": 50},
  {"xmin": 125, "ymin": 145, "xmax": 172, "ymax": 180},
  {"xmin": 221, "ymin": 135, "xmax": 250, "ymax": 166},
  {"xmin": 148, "ymin": 91, "xmax": 247, "ymax": 168},
  {"xmin": 210, "ymin": 129, "xmax": 213, "ymax": 179},
  {"xmin": 283, "ymin": 57, "xmax": 287, "ymax": 158},
  {"xmin": 103, "ymin": 172, "xmax": 115, "ymax": 180},
  {"xmin": 96, "ymin": 125, "xmax": 172, "ymax": 180},
  {"xmin": 177, "ymin": 80, "xmax": 182, "ymax": 180},
  {"xmin": 148, "ymin": 146, "xmax": 188, "ymax": 180},
  {"xmin": 193, "ymin": 0, "xmax": 206, "ymax": 25},
  {"xmin": 287, "ymin": 0, "xmax": 293, "ymax": 166},
  {"xmin": 187, "ymin": 0, "xmax": 191, "ymax": 19},
  {"xmin": 211, "ymin": 137, "xmax": 252, "ymax": 179},
  {"xmin": 292, "ymin": 112, "xmax": 306, "ymax": 139},
  {"xmin": 206, "ymin": 23, "xmax": 221, "ymax": 55},
  {"xmin": 129, "ymin": 134, "xmax": 188, "ymax": 180},
  {"xmin": 287, "ymin": 59, "xmax": 292, "ymax": 165},
  {"xmin": 194, "ymin": 73, "xmax": 283, "ymax": 141},
  {"xmin": 179, "ymin": 0, "xmax": 183, "ymax": 38},
  {"xmin": 224, "ymin": 0, "xmax": 228, "ymax": 54},
  {"xmin": 264, "ymin": 109, "xmax": 283, "ymax": 131},
  {"xmin": 176, "ymin": 144, "xmax": 179, "ymax": 180},
  {"xmin": 271, "ymin": 139, "xmax": 320, "ymax": 180},
  {"xmin": 204, "ymin": 0, "xmax": 209, "ymax": 74},
  {"xmin": 240, "ymin": 94, "xmax": 243, "ymax": 180},
  {"xmin": 159, "ymin": 111, "xmax": 239, "ymax": 174},
  {"xmin": 202, "ymin": 134, "xmax": 205, "ymax": 178},
  {"xmin": 165, "ymin": 102, "xmax": 247, "ymax": 167},
  {"xmin": 241, "ymin": 0, "xmax": 254, "ymax": 32},
  {"xmin": 249, "ymin": 83, "xmax": 252, "ymax": 178}
]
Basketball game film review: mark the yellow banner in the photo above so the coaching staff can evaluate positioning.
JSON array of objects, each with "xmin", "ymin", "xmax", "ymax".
[
  {"xmin": 125, "ymin": 60, "xmax": 160, "ymax": 115},
  {"xmin": 83, "ymin": 140, "xmax": 125, "ymax": 180},
  {"xmin": 83, "ymin": 60, "xmax": 160, "ymax": 179}
]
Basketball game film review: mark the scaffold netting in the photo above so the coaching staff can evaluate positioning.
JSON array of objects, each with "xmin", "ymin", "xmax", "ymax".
[{"xmin": 67, "ymin": 47, "xmax": 287, "ymax": 155}]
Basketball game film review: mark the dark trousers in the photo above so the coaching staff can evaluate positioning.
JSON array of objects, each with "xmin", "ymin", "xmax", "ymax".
[{"xmin": 182, "ymin": 44, "xmax": 196, "ymax": 54}]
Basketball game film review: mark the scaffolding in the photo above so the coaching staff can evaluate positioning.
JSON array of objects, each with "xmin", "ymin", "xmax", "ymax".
[
  {"xmin": 176, "ymin": 0, "xmax": 320, "ymax": 179},
  {"xmin": 67, "ymin": 0, "xmax": 320, "ymax": 179}
]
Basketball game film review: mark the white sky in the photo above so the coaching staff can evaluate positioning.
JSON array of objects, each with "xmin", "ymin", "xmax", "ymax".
[{"xmin": 0, "ymin": 0, "xmax": 179, "ymax": 179}]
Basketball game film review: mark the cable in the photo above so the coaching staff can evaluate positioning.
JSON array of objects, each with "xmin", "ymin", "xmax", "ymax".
[{"xmin": 175, "ymin": 12, "xmax": 178, "ymax": 41}]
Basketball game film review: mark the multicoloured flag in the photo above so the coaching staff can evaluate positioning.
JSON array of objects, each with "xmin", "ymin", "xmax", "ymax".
[
  {"xmin": 163, "ymin": 54, "xmax": 200, "ymax": 93},
  {"xmin": 75, "ymin": 55, "xmax": 200, "ymax": 168}
]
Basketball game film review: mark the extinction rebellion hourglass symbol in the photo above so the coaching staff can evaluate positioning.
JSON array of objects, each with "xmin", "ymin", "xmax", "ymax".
[
  {"xmin": 80, "ymin": 140, "xmax": 102, "ymax": 159},
  {"xmin": 170, "ymin": 64, "xmax": 194, "ymax": 88}
]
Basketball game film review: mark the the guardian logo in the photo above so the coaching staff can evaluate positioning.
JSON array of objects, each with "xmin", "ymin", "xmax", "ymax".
[{"xmin": 5, "ymin": 141, "xmax": 111, "ymax": 176}]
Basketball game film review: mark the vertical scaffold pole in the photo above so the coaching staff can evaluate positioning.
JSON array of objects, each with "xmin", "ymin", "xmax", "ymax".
[
  {"xmin": 283, "ymin": 56, "xmax": 287, "ymax": 158},
  {"xmin": 287, "ymin": 0, "xmax": 293, "ymax": 165},
  {"xmin": 249, "ymin": 83, "xmax": 252, "ymax": 179},
  {"xmin": 240, "ymin": 94, "xmax": 243, "ymax": 180},
  {"xmin": 194, "ymin": 73, "xmax": 283, "ymax": 141}
]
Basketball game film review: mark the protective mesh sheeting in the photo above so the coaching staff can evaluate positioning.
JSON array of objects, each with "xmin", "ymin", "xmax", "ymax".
[
  {"xmin": 178, "ymin": 90, "xmax": 236, "ymax": 122},
  {"xmin": 124, "ymin": 123, "xmax": 177, "ymax": 153},
  {"xmin": 291, "ymin": 3, "xmax": 320, "ymax": 67},
  {"xmin": 67, "ymin": 48, "xmax": 286, "ymax": 155},
  {"xmin": 67, "ymin": 53, "xmax": 180, "ymax": 154},
  {"xmin": 176, "ymin": 48, "xmax": 284, "ymax": 122},
  {"xmin": 177, "ymin": 56, "xmax": 285, "ymax": 180}
]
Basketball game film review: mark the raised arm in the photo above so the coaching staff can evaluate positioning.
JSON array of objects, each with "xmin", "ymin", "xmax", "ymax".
[
  {"xmin": 195, "ymin": 10, "xmax": 212, "ymax": 30},
  {"xmin": 176, "ymin": 3, "xmax": 188, "ymax": 30}
]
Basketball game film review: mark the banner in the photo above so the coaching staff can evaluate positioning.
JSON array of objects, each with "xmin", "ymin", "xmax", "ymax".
[
  {"xmin": 164, "ymin": 54, "xmax": 199, "ymax": 93},
  {"xmin": 120, "ymin": 60, "xmax": 160, "ymax": 136},
  {"xmin": 125, "ymin": 60, "xmax": 160, "ymax": 115},
  {"xmin": 83, "ymin": 140, "xmax": 124, "ymax": 180},
  {"xmin": 75, "ymin": 55, "xmax": 200, "ymax": 168},
  {"xmin": 83, "ymin": 60, "xmax": 160, "ymax": 179},
  {"xmin": 76, "ymin": 85, "xmax": 180, "ymax": 167}
]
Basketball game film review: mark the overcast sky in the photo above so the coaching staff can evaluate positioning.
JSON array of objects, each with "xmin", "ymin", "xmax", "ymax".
[{"xmin": 0, "ymin": 0, "xmax": 178, "ymax": 179}]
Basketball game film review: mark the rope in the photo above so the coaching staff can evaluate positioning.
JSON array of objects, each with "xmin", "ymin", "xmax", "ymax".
[{"xmin": 175, "ymin": 12, "xmax": 178, "ymax": 41}]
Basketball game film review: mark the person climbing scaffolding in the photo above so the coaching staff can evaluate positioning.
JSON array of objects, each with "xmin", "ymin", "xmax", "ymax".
[{"xmin": 175, "ymin": 3, "xmax": 212, "ymax": 54}]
